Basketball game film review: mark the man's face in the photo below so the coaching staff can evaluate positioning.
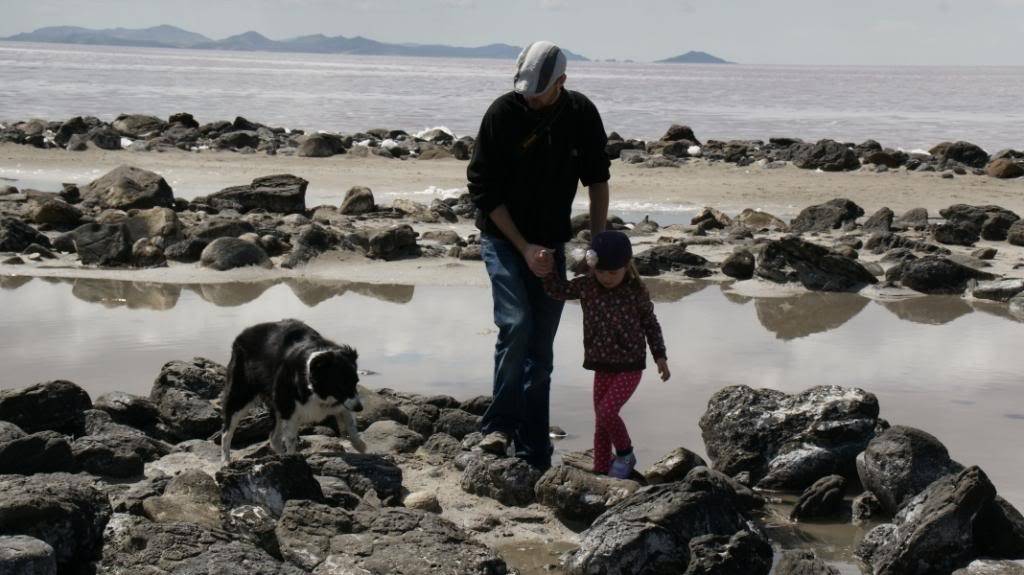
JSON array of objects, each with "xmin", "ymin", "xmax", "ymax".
[{"xmin": 524, "ymin": 75, "xmax": 566, "ymax": 110}]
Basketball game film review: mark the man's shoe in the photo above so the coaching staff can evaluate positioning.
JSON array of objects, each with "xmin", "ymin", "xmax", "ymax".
[
  {"xmin": 478, "ymin": 431, "xmax": 511, "ymax": 456},
  {"xmin": 609, "ymin": 452, "xmax": 637, "ymax": 479}
]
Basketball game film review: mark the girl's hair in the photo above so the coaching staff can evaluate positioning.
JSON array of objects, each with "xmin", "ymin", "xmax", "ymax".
[{"xmin": 625, "ymin": 260, "xmax": 641, "ymax": 285}]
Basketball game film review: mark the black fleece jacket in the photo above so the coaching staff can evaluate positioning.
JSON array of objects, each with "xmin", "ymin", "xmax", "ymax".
[{"xmin": 467, "ymin": 89, "xmax": 611, "ymax": 246}]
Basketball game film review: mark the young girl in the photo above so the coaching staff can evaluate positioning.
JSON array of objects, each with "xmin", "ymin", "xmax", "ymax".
[{"xmin": 542, "ymin": 230, "xmax": 670, "ymax": 479}]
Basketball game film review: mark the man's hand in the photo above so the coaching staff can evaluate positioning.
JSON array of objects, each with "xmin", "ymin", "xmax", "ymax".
[
  {"xmin": 656, "ymin": 358, "xmax": 671, "ymax": 382},
  {"xmin": 524, "ymin": 244, "xmax": 554, "ymax": 277}
]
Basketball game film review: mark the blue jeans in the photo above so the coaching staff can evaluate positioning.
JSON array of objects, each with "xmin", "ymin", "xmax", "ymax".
[{"xmin": 480, "ymin": 234, "xmax": 565, "ymax": 469}]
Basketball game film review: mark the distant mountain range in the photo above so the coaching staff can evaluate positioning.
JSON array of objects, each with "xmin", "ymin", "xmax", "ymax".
[
  {"xmin": 2, "ymin": 25, "xmax": 589, "ymax": 60},
  {"xmin": 657, "ymin": 51, "xmax": 732, "ymax": 64}
]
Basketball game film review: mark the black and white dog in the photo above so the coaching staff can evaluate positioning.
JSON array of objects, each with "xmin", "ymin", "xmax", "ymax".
[{"xmin": 220, "ymin": 319, "xmax": 366, "ymax": 462}]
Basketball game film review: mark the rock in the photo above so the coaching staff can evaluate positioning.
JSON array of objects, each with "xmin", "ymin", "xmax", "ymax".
[
  {"xmin": 461, "ymin": 455, "xmax": 543, "ymax": 506},
  {"xmin": 972, "ymin": 247, "xmax": 998, "ymax": 260},
  {"xmin": 857, "ymin": 466, "xmax": 996, "ymax": 575},
  {"xmin": 863, "ymin": 149, "xmax": 908, "ymax": 168},
  {"xmin": 900, "ymin": 256, "xmax": 997, "ymax": 294},
  {"xmin": 852, "ymin": 491, "xmax": 883, "ymax": 524},
  {"xmin": 719, "ymin": 249, "xmax": 755, "ymax": 280},
  {"xmin": 894, "ymin": 208, "xmax": 930, "ymax": 231},
  {"xmin": 563, "ymin": 467, "xmax": 757, "ymax": 575},
  {"xmin": 931, "ymin": 141, "xmax": 990, "ymax": 168},
  {"xmin": 684, "ymin": 530, "xmax": 772, "ymax": 575},
  {"xmin": 0, "ymin": 380, "xmax": 91, "ymax": 435},
  {"xmin": 98, "ymin": 518, "xmax": 292, "ymax": 574},
  {"xmin": 863, "ymin": 207, "xmax": 895, "ymax": 232},
  {"xmin": 81, "ymin": 165, "xmax": 175, "ymax": 210},
  {"xmin": 973, "ymin": 496, "xmax": 1024, "ymax": 558},
  {"xmin": 0, "ymin": 217, "xmax": 50, "ymax": 253},
  {"xmin": 367, "ymin": 224, "xmax": 419, "ymax": 260},
  {"xmin": 790, "ymin": 198, "xmax": 865, "ymax": 233},
  {"xmin": 790, "ymin": 475, "xmax": 846, "ymax": 520},
  {"xmin": 223, "ymin": 504, "xmax": 279, "ymax": 556},
  {"xmin": 734, "ymin": 209, "xmax": 789, "ymax": 232},
  {"xmin": 142, "ymin": 469, "xmax": 223, "ymax": 529},
  {"xmin": 87, "ymin": 126, "xmax": 121, "ymax": 150},
  {"xmin": 434, "ymin": 408, "xmax": 481, "ymax": 440},
  {"xmin": 353, "ymin": 385, "xmax": 407, "ymax": 430},
  {"xmin": 633, "ymin": 244, "xmax": 708, "ymax": 276},
  {"xmin": 71, "ymin": 431, "xmax": 169, "ymax": 477},
  {"xmin": 856, "ymin": 425, "xmax": 963, "ymax": 514},
  {"xmin": 982, "ymin": 212, "xmax": 1021, "ymax": 242},
  {"xmin": 153, "ymin": 388, "xmax": 220, "ymax": 441},
  {"xmin": 341, "ymin": 186, "xmax": 375, "ymax": 215},
  {"xmin": 954, "ymin": 560, "xmax": 1024, "ymax": 575},
  {"xmin": 769, "ymin": 236, "xmax": 877, "ymax": 291},
  {"xmin": 217, "ymin": 455, "xmax": 324, "ymax": 516},
  {"xmin": 30, "ymin": 199, "xmax": 82, "ymax": 227},
  {"xmin": 65, "ymin": 223, "xmax": 132, "ymax": 265},
  {"xmin": 775, "ymin": 550, "xmax": 841, "ymax": 575},
  {"xmin": 986, "ymin": 158, "xmax": 1024, "ymax": 179},
  {"xmin": 1008, "ymin": 220, "xmax": 1024, "ymax": 246},
  {"xmin": 297, "ymin": 133, "xmax": 344, "ymax": 157},
  {"xmin": 934, "ymin": 222, "xmax": 980, "ymax": 246},
  {"xmin": 131, "ymin": 238, "xmax": 166, "ymax": 267},
  {"xmin": 644, "ymin": 447, "xmax": 709, "ymax": 484},
  {"xmin": 461, "ymin": 396, "xmax": 492, "ymax": 416},
  {"xmin": 662, "ymin": 124, "xmax": 701, "ymax": 144},
  {"xmin": 124, "ymin": 206, "xmax": 183, "ymax": 244},
  {"xmin": 691, "ymin": 207, "xmax": 732, "ymax": 230},
  {"xmin": 360, "ymin": 420, "xmax": 424, "ymax": 454},
  {"xmin": 0, "ymin": 430, "xmax": 75, "ymax": 475},
  {"xmin": 403, "ymin": 491, "xmax": 442, "ymax": 513},
  {"xmin": 534, "ymin": 464, "xmax": 639, "ymax": 523},
  {"xmin": 191, "ymin": 219, "xmax": 257, "ymax": 241},
  {"xmin": 169, "ymin": 112, "xmax": 200, "ymax": 128},
  {"xmin": 206, "ymin": 174, "xmax": 308, "ymax": 214},
  {"xmin": 200, "ymin": 237, "xmax": 272, "ymax": 270},
  {"xmin": 306, "ymin": 453, "xmax": 404, "ymax": 505},
  {"xmin": 970, "ymin": 279, "xmax": 1024, "ymax": 303},
  {"xmin": 793, "ymin": 139, "xmax": 860, "ymax": 171},
  {"xmin": 0, "ymin": 473, "xmax": 111, "ymax": 570},
  {"xmin": 0, "ymin": 535, "xmax": 56, "ymax": 575},
  {"xmin": 421, "ymin": 433, "xmax": 462, "ymax": 460},
  {"xmin": 214, "ymin": 130, "xmax": 260, "ymax": 150},
  {"xmin": 112, "ymin": 114, "xmax": 166, "ymax": 137},
  {"xmin": 152, "ymin": 357, "xmax": 225, "ymax": 401},
  {"xmin": 274, "ymin": 500, "xmax": 354, "ymax": 570},
  {"xmin": 94, "ymin": 391, "xmax": 161, "ymax": 431},
  {"xmin": 699, "ymin": 385, "xmax": 879, "ymax": 488}
]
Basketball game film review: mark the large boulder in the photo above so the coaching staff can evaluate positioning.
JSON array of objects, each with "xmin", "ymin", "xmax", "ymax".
[
  {"xmin": 66, "ymin": 223, "xmax": 133, "ymax": 266},
  {"xmin": 761, "ymin": 236, "xmax": 877, "ymax": 291},
  {"xmin": 340, "ymin": 185, "xmax": 375, "ymax": 215},
  {"xmin": 360, "ymin": 420, "xmax": 424, "ymax": 454},
  {"xmin": 71, "ymin": 431, "xmax": 171, "ymax": 478},
  {"xmin": 205, "ymin": 174, "xmax": 308, "ymax": 214},
  {"xmin": 863, "ymin": 207, "xmax": 895, "ymax": 232},
  {"xmin": 0, "ymin": 473, "xmax": 111, "ymax": 571},
  {"xmin": 460, "ymin": 455, "xmax": 543, "ymax": 506},
  {"xmin": 94, "ymin": 391, "xmax": 161, "ymax": 431},
  {"xmin": 368, "ymin": 224, "xmax": 419, "ymax": 260},
  {"xmin": 112, "ymin": 114, "xmax": 166, "ymax": 137},
  {"xmin": 0, "ymin": 380, "xmax": 91, "ymax": 435},
  {"xmin": 141, "ymin": 469, "xmax": 223, "ymax": 529},
  {"xmin": 683, "ymin": 530, "xmax": 772, "ymax": 575},
  {"xmin": 857, "ymin": 466, "xmax": 997, "ymax": 575},
  {"xmin": 563, "ymin": 467, "xmax": 760, "ymax": 575},
  {"xmin": 0, "ymin": 217, "xmax": 50, "ymax": 253},
  {"xmin": 200, "ymin": 237, "xmax": 272, "ymax": 270},
  {"xmin": 699, "ymin": 385, "xmax": 879, "ymax": 488},
  {"xmin": 214, "ymin": 130, "xmax": 260, "ymax": 150},
  {"xmin": 931, "ymin": 141, "xmax": 990, "ymax": 168},
  {"xmin": 81, "ymin": 165, "xmax": 175, "ymax": 210},
  {"xmin": 633, "ymin": 244, "xmax": 708, "ymax": 276},
  {"xmin": 0, "ymin": 535, "xmax": 56, "ymax": 575},
  {"xmin": 152, "ymin": 357, "xmax": 225, "ymax": 401},
  {"xmin": 534, "ymin": 464, "xmax": 640, "ymax": 523},
  {"xmin": 0, "ymin": 430, "xmax": 75, "ymax": 475},
  {"xmin": 789, "ymin": 198, "xmax": 865, "ymax": 233},
  {"xmin": 856, "ymin": 425, "xmax": 963, "ymax": 514},
  {"xmin": 217, "ymin": 455, "xmax": 324, "ymax": 516},
  {"xmin": 899, "ymin": 256, "xmax": 997, "ymax": 295},
  {"xmin": 721, "ymin": 249, "xmax": 755, "ymax": 280},
  {"xmin": 939, "ymin": 204, "xmax": 1020, "ymax": 241},
  {"xmin": 662, "ymin": 124, "xmax": 701, "ymax": 145},
  {"xmin": 296, "ymin": 133, "xmax": 345, "ymax": 157},
  {"xmin": 793, "ymin": 140, "xmax": 860, "ymax": 171},
  {"xmin": 30, "ymin": 199, "xmax": 82, "ymax": 227},
  {"xmin": 123, "ymin": 207, "xmax": 183, "ymax": 244},
  {"xmin": 433, "ymin": 408, "xmax": 480, "ymax": 440},
  {"xmin": 306, "ymin": 452, "xmax": 404, "ymax": 505}
]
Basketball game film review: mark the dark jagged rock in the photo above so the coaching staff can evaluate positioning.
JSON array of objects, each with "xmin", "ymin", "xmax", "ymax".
[
  {"xmin": 683, "ymin": 530, "xmax": 772, "ymax": 575},
  {"xmin": 341, "ymin": 185, "xmax": 375, "ymax": 214},
  {"xmin": 368, "ymin": 224, "xmax": 419, "ymax": 260},
  {"xmin": 214, "ymin": 130, "xmax": 260, "ymax": 150},
  {"xmin": 634, "ymin": 243, "xmax": 708, "ymax": 276},
  {"xmin": 863, "ymin": 148, "xmax": 908, "ymax": 168},
  {"xmin": 67, "ymin": 222, "xmax": 133, "ymax": 265},
  {"xmin": 940, "ymin": 204, "xmax": 1020, "ymax": 241},
  {"xmin": 274, "ymin": 500, "xmax": 354, "ymax": 570},
  {"xmin": 857, "ymin": 466, "xmax": 997, "ymax": 575},
  {"xmin": 792, "ymin": 140, "xmax": 860, "ymax": 171},
  {"xmin": 790, "ymin": 475, "xmax": 846, "ymax": 520},
  {"xmin": 191, "ymin": 218, "xmax": 256, "ymax": 241},
  {"xmin": 152, "ymin": 357, "xmax": 225, "ymax": 401},
  {"xmin": 200, "ymin": 237, "xmax": 272, "ymax": 270},
  {"xmin": 852, "ymin": 491, "xmax": 883, "ymax": 524},
  {"xmin": 218, "ymin": 455, "xmax": 324, "ymax": 516},
  {"xmin": 280, "ymin": 223, "xmax": 336, "ymax": 269},
  {"xmin": 644, "ymin": 447, "xmax": 708, "ymax": 485},
  {"xmin": 112, "ymin": 114, "xmax": 166, "ymax": 138},
  {"xmin": 662, "ymin": 124, "xmax": 701, "ymax": 145},
  {"xmin": 30, "ymin": 198, "xmax": 82, "ymax": 227},
  {"xmin": 789, "ymin": 198, "xmax": 865, "ymax": 233},
  {"xmin": 461, "ymin": 455, "xmax": 543, "ymax": 506},
  {"xmin": 866, "ymin": 231, "xmax": 949, "ymax": 256},
  {"xmin": 434, "ymin": 408, "xmax": 481, "ymax": 440},
  {"xmin": 721, "ymin": 249, "xmax": 755, "ymax": 280},
  {"xmin": 0, "ymin": 473, "xmax": 111, "ymax": 571},
  {"xmin": 94, "ymin": 391, "xmax": 161, "ymax": 431},
  {"xmin": 206, "ymin": 174, "xmax": 308, "ymax": 214},
  {"xmin": 306, "ymin": 452, "xmax": 404, "ymax": 505},
  {"xmin": 421, "ymin": 432, "xmax": 462, "ymax": 460},
  {"xmin": 699, "ymin": 385, "xmax": 879, "ymax": 488},
  {"xmin": 534, "ymin": 464, "xmax": 639, "ymax": 523},
  {"xmin": 775, "ymin": 549, "xmax": 841, "ymax": 575},
  {"xmin": 563, "ymin": 467, "xmax": 757, "ymax": 575},
  {"xmin": 81, "ymin": 165, "xmax": 175, "ymax": 210},
  {"xmin": 162, "ymin": 238, "xmax": 207, "ymax": 263},
  {"xmin": 934, "ymin": 222, "xmax": 980, "ymax": 246},
  {"xmin": 863, "ymin": 207, "xmax": 895, "ymax": 232},
  {"xmin": 142, "ymin": 469, "xmax": 224, "ymax": 529},
  {"xmin": 931, "ymin": 141, "xmax": 990, "ymax": 168},
  {"xmin": 71, "ymin": 431, "xmax": 170, "ymax": 478},
  {"xmin": 893, "ymin": 207, "xmax": 930, "ymax": 231},
  {"xmin": 0, "ymin": 216, "xmax": 50, "ymax": 252},
  {"xmin": 900, "ymin": 256, "xmax": 997, "ymax": 294},
  {"xmin": 0, "ymin": 430, "xmax": 75, "ymax": 475},
  {"xmin": 767, "ymin": 236, "xmax": 877, "ymax": 291},
  {"xmin": 973, "ymin": 496, "xmax": 1024, "ymax": 558},
  {"xmin": 856, "ymin": 425, "xmax": 963, "ymax": 514},
  {"xmin": 296, "ymin": 133, "xmax": 345, "ymax": 157},
  {"xmin": 0, "ymin": 380, "xmax": 91, "ymax": 435}
]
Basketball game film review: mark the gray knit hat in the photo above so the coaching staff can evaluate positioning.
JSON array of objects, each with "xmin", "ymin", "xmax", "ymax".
[{"xmin": 513, "ymin": 41, "xmax": 567, "ymax": 96}]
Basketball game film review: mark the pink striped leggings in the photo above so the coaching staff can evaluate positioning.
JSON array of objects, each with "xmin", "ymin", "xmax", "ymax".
[{"xmin": 592, "ymin": 370, "xmax": 642, "ymax": 473}]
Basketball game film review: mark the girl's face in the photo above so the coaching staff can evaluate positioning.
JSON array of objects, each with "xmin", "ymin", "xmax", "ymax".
[{"xmin": 594, "ymin": 266, "xmax": 627, "ymax": 288}]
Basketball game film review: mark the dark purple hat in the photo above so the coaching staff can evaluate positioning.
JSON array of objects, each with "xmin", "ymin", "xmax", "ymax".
[{"xmin": 591, "ymin": 230, "xmax": 632, "ymax": 270}]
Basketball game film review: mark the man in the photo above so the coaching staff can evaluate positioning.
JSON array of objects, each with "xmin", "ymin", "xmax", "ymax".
[{"xmin": 468, "ymin": 40, "xmax": 611, "ymax": 470}]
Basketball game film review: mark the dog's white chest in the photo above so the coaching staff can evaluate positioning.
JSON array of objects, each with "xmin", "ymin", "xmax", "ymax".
[{"xmin": 292, "ymin": 394, "xmax": 343, "ymax": 424}]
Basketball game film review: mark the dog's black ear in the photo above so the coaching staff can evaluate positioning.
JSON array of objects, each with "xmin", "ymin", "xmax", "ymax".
[{"xmin": 338, "ymin": 345, "xmax": 358, "ymax": 366}]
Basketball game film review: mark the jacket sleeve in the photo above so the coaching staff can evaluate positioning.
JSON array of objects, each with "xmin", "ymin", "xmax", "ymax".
[
  {"xmin": 576, "ymin": 94, "xmax": 611, "ymax": 187},
  {"xmin": 467, "ymin": 102, "xmax": 508, "ymax": 216},
  {"xmin": 636, "ymin": 284, "xmax": 667, "ymax": 360},
  {"xmin": 542, "ymin": 273, "xmax": 584, "ymax": 301}
]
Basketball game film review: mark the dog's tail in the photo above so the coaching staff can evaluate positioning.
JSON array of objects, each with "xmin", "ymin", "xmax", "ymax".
[{"xmin": 222, "ymin": 342, "xmax": 248, "ymax": 422}]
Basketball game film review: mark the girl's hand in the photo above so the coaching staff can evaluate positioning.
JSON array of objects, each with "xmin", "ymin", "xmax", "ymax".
[{"xmin": 656, "ymin": 358, "xmax": 671, "ymax": 382}]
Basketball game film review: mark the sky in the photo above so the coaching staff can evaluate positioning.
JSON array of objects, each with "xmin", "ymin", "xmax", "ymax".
[{"xmin": 2, "ymin": 0, "xmax": 1024, "ymax": 65}]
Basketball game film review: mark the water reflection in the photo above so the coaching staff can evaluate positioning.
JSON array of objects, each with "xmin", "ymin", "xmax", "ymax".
[
  {"xmin": 755, "ymin": 293, "xmax": 870, "ymax": 341},
  {"xmin": 879, "ymin": 296, "xmax": 973, "ymax": 326}
]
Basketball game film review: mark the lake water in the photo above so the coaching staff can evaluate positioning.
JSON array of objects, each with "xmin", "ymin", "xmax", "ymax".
[{"xmin": 2, "ymin": 42, "xmax": 1024, "ymax": 152}]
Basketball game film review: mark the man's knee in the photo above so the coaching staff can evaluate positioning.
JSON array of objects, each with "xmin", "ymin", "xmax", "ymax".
[{"xmin": 496, "ymin": 312, "xmax": 532, "ymax": 346}]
